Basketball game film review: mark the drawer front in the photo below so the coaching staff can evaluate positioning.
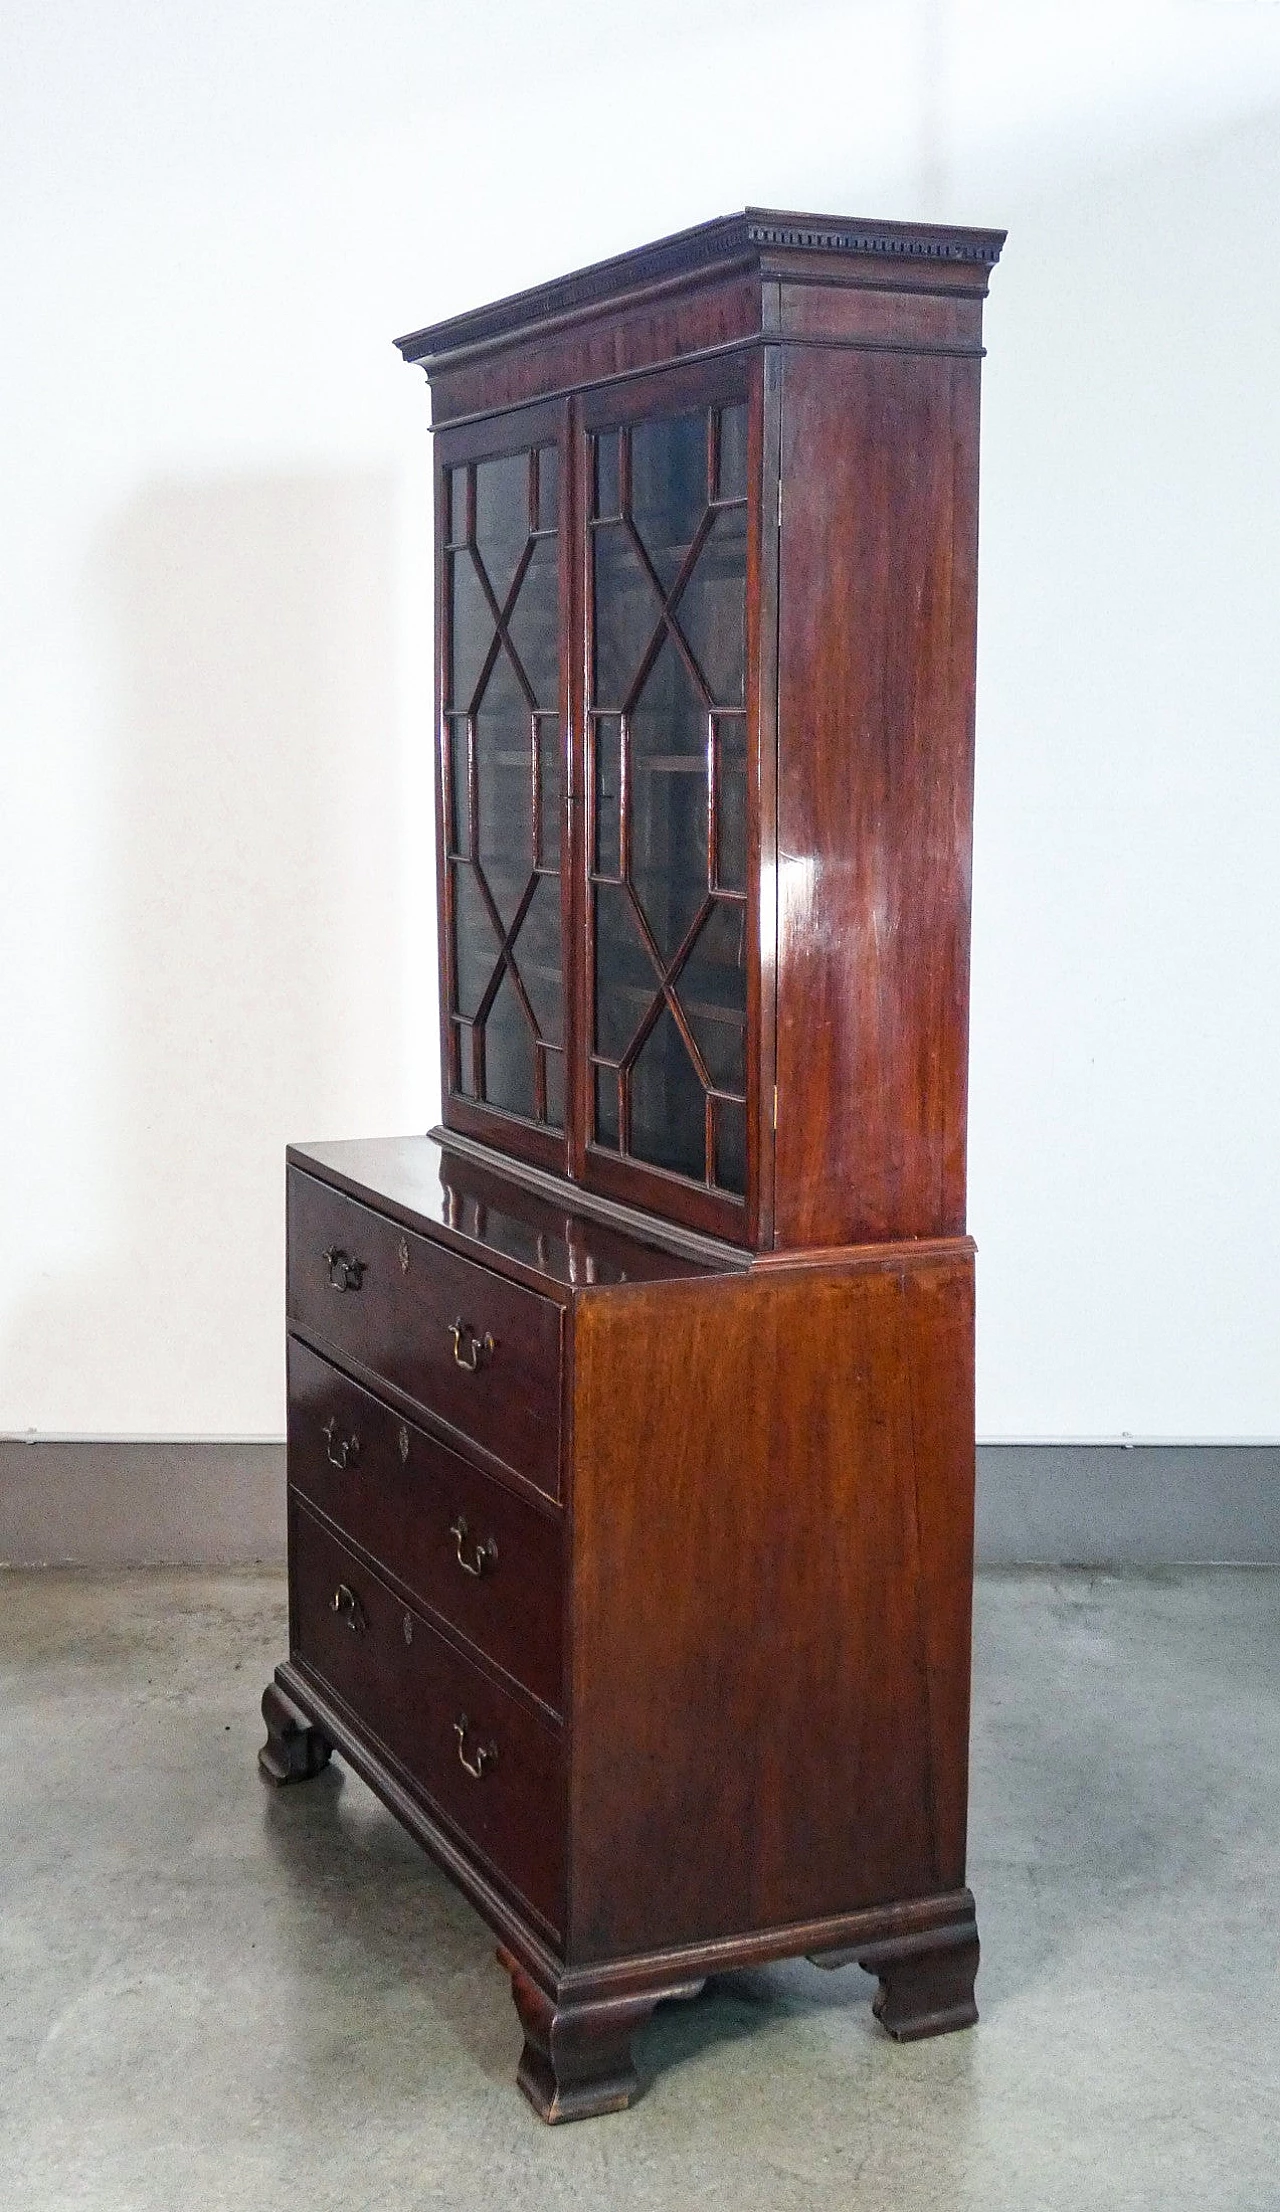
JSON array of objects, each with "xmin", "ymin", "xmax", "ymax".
[
  {"xmin": 291, "ymin": 1500, "xmax": 565, "ymax": 1935},
  {"xmin": 287, "ymin": 1170, "xmax": 562, "ymax": 1495},
  {"xmin": 288, "ymin": 1339, "xmax": 563, "ymax": 1711}
]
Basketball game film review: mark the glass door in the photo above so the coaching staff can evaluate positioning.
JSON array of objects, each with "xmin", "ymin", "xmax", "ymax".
[
  {"xmin": 582, "ymin": 363, "xmax": 756, "ymax": 1236},
  {"xmin": 437, "ymin": 403, "xmax": 568, "ymax": 1169}
]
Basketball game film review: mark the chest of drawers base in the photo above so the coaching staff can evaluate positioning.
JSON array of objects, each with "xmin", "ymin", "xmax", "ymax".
[
  {"xmin": 261, "ymin": 1141, "xmax": 981, "ymax": 2122},
  {"xmin": 263, "ymin": 1651, "xmax": 978, "ymax": 2122}
]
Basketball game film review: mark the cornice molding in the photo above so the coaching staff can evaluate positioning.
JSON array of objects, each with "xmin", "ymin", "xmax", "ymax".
[
  {"xmin": 743, "ymin": 214, "xmax": 1002, "ymax": 264},
  {"xmin": 395, "ymin": 207, "xmax": 1006, "ymax": 369}
]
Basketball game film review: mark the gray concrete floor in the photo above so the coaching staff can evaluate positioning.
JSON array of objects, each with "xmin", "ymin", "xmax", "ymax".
[{"xmin": 1, "ymin": 1569, "xmax": 1278, "ymax": 2212}]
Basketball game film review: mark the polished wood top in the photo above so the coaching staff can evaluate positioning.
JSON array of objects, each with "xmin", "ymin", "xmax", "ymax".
[{"xmin": 288, "ymin": 1133, "xmax": 735, "ymax": 1293}]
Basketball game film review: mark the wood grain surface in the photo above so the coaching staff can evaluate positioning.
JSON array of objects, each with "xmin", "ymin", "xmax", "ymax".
[
  {"xmin": 288, "ymin": 1337, "xmax": 564, "ymax": 1711},
  {"xmin": 772, "ymin": 344, "xmax": 981, "ymax": 1246},
  {"xmin": 287, "ymin": 1167, "xmax": 563, "ymax": 1495},
  {"xmin": 290, "ymin": 1499, "xmax": 566, "ymax": 1935},
  {"xmin": 566, "ymin": 1244, "xmax": 975, "ymax": 1957}
]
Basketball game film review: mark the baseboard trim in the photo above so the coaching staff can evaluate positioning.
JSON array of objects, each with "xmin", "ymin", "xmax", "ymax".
[
  {"xmin": 976, "ymin": 1442, "xmax": 1280, "ymax": 1567},
  {"xmin": 0, "ymin": 1439, "xmax": 286, "ymax": 1567},
  {"xmin": 2, "ymin": 1439, "xmax": 1278, "ymax": 1570}
]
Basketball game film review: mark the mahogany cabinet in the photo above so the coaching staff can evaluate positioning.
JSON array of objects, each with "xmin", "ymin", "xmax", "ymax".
[{"xmin": 261, "ymin": 208, "xmax": 1004, "ymax": 2122}]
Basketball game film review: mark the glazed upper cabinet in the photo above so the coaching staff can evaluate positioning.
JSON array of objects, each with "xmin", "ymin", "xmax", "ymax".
[
  {"xmin": 437, "ymin": 358, "xmax": 758, "ymax": 1244},
  {"xmin": 585, "ymin": 375, "xmax": 751, "ymax": 1203},
  {"xmin": 414, "ymin": 211, "xmax": 1004, "ymax": 1250},
  {"xmin": 439, "ymin": 403, "xmax": 569, "ymax": 1148}
]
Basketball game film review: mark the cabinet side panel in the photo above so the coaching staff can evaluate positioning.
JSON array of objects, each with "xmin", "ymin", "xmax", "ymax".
[
  {"xmin": 900, "ymin": 1255, "xmax": 976, "ymax": 1887},
  {"xmin": 773, "ymin": 345, "xmax": 981, "ymax": 1247},
  {"xmin": 566, "ymin": 1252, "xmax": 975, "ymax": 1959}
]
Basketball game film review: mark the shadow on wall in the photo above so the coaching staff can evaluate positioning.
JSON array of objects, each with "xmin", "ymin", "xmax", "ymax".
[{"xmin": 2, "ymin": 471, "xmax": 402, "ymax": 1444}]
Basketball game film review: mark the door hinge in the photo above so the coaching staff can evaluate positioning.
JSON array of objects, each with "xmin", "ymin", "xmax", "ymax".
[
  {"xmin": 772, "ymin": 1084, "xmax": 779, "ymax": 1130},
  {"xmin": 776, "ymin": 477, "xmax": 783, "ymax": 529}
]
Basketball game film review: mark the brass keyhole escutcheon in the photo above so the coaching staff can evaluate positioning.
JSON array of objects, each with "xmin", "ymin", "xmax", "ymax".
[
  {"xmin": 397, "ymin": 1424, "xmax": 410, "ymax": 1464},
  {"xmin": 398, "ymin": 1237, "xmax": 410, "ymax": 1274}
]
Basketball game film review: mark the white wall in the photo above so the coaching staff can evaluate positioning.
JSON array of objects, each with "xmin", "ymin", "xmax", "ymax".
[{"xmin": 3, "ymin": 0, "xmax": 1278, "ymax": 1441}]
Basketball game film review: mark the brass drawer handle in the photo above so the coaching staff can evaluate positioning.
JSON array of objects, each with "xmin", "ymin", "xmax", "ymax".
[
  {"xmin": 324, "ymin": 1246, "xmax": 366, "ymax": 1292},
  {"xmin": 448, "ymin": 1318, "xmax": 494, "ymax": 1372},
  {"xmin": 321, "ymin": 1418, "xmax": 359, "ymax": 1471},
  {"xmin": 453, "ymin": 1714, "xmax": 497, "ymax": 1779},
  {"xmin": 330, "ymin": 1582, "xmax": 368, "ymax": 1634},
  {"xmin": 449, "ymin": 1514, "xmax": 498, "ymax": 1578}
]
